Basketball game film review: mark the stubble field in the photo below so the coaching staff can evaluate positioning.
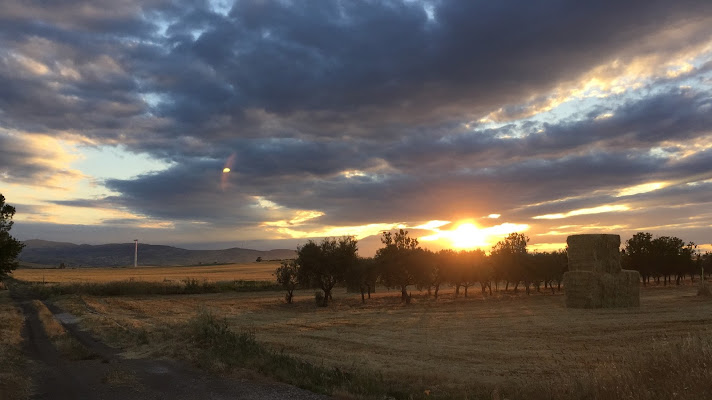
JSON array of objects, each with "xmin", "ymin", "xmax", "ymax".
[
  {"xmin": 11, "ymin": 261, "xmax": 280, "ymax": 283},
  {"xmin": 13, "ymin": 264, "xmax": 712, "ymax": 397},
  {"xmin": 49, "ymin": 283, "xmax": 712, "ymax": 396}
]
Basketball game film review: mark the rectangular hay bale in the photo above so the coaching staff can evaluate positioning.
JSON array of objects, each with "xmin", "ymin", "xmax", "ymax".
[{"xmin": 564, "ymin": 270, "xmax": 640, "ymax": 308}]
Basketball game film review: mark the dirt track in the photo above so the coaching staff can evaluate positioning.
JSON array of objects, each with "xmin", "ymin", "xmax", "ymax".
[{"xmin": 11, "ymin": 287, "xmax": 329, "ymax": 400}]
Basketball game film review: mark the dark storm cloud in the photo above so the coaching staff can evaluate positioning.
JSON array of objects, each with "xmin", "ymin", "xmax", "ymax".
[
  {"xmin": 54, "ymin": 82, "xmax": 712, "ymax": 230},
  {"xmin": 2, "ymin": 0, "xmax": 711, "ymax": 143},
  {"xmin": 383, "ymin": 89, "xmax": 712, "ymax": 171},
  {"xmin": 2, "ymin": 0, "xmax": 712, "ymax": 248}
]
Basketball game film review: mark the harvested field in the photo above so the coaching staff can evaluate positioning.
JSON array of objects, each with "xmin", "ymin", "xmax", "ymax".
[
  {"xmin": 53, "ymin": 284, "xmax": 712, "ymax": 397},
  {"xmin": 11, "ymin": 261, "xmax": 280, "ymax": 284}
]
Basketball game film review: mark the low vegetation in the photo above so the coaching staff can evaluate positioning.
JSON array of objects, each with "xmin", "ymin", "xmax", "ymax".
[
  {"xmin": 0, "ymin": 291, "xmax": 31, "ymax": 400},
  {"xmin": 182, "ymin": 311, "xmax": 397, "ymax": 397},
  {"xmin": 20, "ymin": 279, "xmax": 280, "ymax": 299}
]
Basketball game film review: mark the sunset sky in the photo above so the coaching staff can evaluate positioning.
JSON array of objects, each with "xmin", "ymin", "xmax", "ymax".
[{"xmin": 1, "ymin": 1, "xmax": 711, "ymax": 255}]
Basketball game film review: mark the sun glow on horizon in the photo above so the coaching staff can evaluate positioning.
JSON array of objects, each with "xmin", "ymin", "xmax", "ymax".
[
  {"xmin": 449, "ymin": 223, "xmax": 488, "ymax": 248},
  {"xmin": 420, "ymin": 220, "xmax": 530, "ymax": 250}
]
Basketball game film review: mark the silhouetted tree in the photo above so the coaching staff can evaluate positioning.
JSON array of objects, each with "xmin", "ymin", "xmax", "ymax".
[
  {"xmin": 458, "ymin": 249, "xmax": 487, "ymax": 297},
  {"xmin": 274, "ymin": 259, "xmax": 299, "ymax": 303},
  {"xmin": 624, "ymin": 232, "xmax": 653, "ymax": 285},
  {"xmin": 490, "ymin": 233, "xmax": 529, "ymax": 292},
  {"xmin": 345, "ymin": 257, "xmax": 379, "ymax": 303},
  {"xmin": 0, "ymin": 194, "xmax": 24, "ymax": 281},
  {"xmin": 376, "ymin": 229, "xmax": 424, "ymax": 302},
  {"xmin": 296, "ymin": 236, "xmax": 358, "ymax": 306}
]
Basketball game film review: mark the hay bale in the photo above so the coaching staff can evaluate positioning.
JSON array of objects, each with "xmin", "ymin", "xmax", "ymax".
[
  {"xmin": 564, "ymin": 234, "xmax": 640, "ymax": 308},
  {"xmin": 563, "ymin": 270, "xmax": 640, "ymax": 308},
  {"xmin": 613, "ymin": 269, "xmax": 640, "ymax": 307},
  {"xmin": 567, "ymin": 234, "xmax": 622, "ymax": 273},
  {"xmin": 563, "ymin": 271, "xmax": 601, "ymax": 308}
]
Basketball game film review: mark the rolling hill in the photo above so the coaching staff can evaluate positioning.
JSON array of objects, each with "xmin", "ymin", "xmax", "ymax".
[{"xmin": 18, "ymin": 240, "xmax": 296, "ymax": 267}]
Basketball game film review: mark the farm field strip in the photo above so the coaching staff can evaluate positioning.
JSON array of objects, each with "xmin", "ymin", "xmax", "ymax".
[
  {"xmin": 11, "ymin": 262, "xmax": 281, "ymax": 283},
  {"xmin": 54, "ymin": 285, "xmax": 712, "ymax": 392}
]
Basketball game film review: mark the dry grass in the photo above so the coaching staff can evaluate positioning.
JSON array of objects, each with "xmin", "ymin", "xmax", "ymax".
[
  {"xmin": 0, "ymin": 291, "xmax": 31, "ymax": 400},
  {"xmin": 53, "ymin": 284, "xmax": 712, "ymax": 398},
  {"xmin": 12, "ymin": 261, "xmax": 280, "ymax": 284}
]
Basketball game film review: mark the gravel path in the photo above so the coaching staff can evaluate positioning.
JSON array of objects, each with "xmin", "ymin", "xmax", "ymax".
[{"xmin": 12, "ymin": 289, "xmax": 330, "ymax": 400}]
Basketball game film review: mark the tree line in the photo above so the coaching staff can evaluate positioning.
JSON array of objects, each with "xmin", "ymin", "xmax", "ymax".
[
  {"xmin": 276, "ymin": 230, "xmax": 567, "ymax": 306},
  {"xmin": 622, "ymin": 232, "xmax": 710, "ymax": 286},
  {"xmin": 276, "ymin": 230, "xmax": 711, "ymax": 306}
]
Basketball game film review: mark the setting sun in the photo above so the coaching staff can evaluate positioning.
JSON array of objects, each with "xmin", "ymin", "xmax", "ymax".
[
  {"xmin": 421, "ymin": 221, "xmax": 490, "ymax": 249},
  {"xmin": 449, "ymin": 223, "xmax": 488, "ymax": 248},
  {"xmin": 419, "ymin": 220, "xmax": 530, "ymax": 250}
]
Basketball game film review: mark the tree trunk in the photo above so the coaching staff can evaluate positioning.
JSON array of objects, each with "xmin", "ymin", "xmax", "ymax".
[
  {"xmin": 361, "ymin": 289, "xmax": 365, "ymax": 304},
  {"xmin": 455, "ymin": 284, "xmax": 461, "ymax": 297},
  {"xmin": 464, "ymin": 285, "xmax": 469, "ymax": 297},
  {"xmin": 322, "ymin": 289, "xmax": 330, "ymax": 306},
  {"xmin": 434, "ymin": 283, "xmax": 440, "ymax": 300},
  {"xmin": 367, "ymin": 285, "xmax": 372, "ymax": 299},
  {"xmin": 401, "ymin": 286, "xmax": 408, "ymax": 302}
]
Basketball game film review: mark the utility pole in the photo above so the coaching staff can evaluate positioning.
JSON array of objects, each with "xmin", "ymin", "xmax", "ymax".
[{"xmin": 134, "ymin": 239, "xmax": 138, "ymax": 267}]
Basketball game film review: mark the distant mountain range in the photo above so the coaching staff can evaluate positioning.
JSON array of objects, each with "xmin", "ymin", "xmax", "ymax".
[{"xmin": 19, "ymin": 240, "xmax": 296, "ymax": 267}]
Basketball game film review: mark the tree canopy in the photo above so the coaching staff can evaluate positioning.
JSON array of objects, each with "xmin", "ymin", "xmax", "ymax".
[
  {"xmin": 0, "ymin": 194, "xmax": 24, "ymax": 280},
  {"xmin": 296, "ymin": 236, "xmax": 359, "ymax": 306}
]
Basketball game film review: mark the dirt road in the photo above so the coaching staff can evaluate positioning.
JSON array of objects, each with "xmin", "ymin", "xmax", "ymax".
[{"xmin": 12, "ymin": 288, "xmax": 329, "ymax": 400}]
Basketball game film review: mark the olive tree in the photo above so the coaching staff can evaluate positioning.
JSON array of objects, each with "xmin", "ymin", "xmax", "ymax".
[
  {"xmin": 296, "ymin": 236, "xmax": 358, "ymax": 307},
  {"xmin": 274, "ymin": 259, "xmax": 299, "ymax": 303},
  {"xmin": 375, "ymin": 229, "xmax": 426, "ymax": 302}
]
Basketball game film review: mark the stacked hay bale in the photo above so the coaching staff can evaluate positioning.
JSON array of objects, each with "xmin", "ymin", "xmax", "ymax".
[{"xmin": 563, "ymin": 234, "xmax": 640, "ymax": 308}]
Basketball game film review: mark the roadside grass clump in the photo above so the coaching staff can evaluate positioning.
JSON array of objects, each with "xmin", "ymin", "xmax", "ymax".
[
  {"xmin": 32, "ymin": 300, "xmax": 97, "ymax": 361},
  {"xmin": 184, "ymin": 311, "xmax": 404, "ymax": 398},
  {"xmin": 0, "ymin": 291, "xmax": 31, "ymax": 400},
  {"xmin": 21, "ymin": 279, "xmax": 281, "ymax": 299}
]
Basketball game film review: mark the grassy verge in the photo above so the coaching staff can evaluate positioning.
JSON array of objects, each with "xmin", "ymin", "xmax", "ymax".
[
  {"xmin": 31, "ymin": 300, "xmax": 97, "ymax": 360},
  {"xmin": 178, "ymin": 311, "xmax": 408, "ymax": 399},
  {"xmin": 21, "ymin": 279, "xmax": 281, "ymax": 298},
  {"xmin": 0, "ymin": 290, "xmax": 31, "ymax": 400}
]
